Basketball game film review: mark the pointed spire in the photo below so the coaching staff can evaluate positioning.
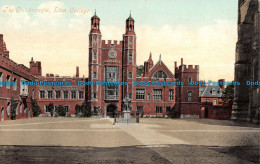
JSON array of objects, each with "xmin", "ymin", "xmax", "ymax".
[
  {"xmin": 94, "ymin": 9, "xmax": 96, "ymax": 16},
  {"xmin": 31, "ymin": 57, "xmax": 33, "ymax": 61},
  {"xmin": 149, "ymin": 52, "xmax": 152, "ymax": 59},
  {"xmin": 159, "ymin": 54, "xmax": 161, "ymax": 61}
]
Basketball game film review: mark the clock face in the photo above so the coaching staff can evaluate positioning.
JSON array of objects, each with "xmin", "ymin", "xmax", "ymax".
[{"xmin": 108, "ymin": 50, "xmax": 117, "ymax": 59}]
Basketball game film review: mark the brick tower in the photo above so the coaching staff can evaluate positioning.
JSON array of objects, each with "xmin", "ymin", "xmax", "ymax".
[
  {"xmin": 175, "ymin": 58, "xmax": 200, "ymax": 118},
  {"xmin": 122, "ymin": 13, "xmax": 137, "ymax": 101},
  {"xmin": 88, "ymin": 11, "xmax": 102, "ymax": 109}
]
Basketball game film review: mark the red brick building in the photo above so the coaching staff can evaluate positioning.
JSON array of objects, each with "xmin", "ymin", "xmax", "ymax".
[
  {"xmin": 1, "ymin": 12, "xmax": 230, "ymax": 121},
  {"xmin": 87, "ymin": 13, "xmax": 200, "ymax": 118},
  {"xmin": 0, "ymin": 34, "xmax": 35, "ymax": 121}
]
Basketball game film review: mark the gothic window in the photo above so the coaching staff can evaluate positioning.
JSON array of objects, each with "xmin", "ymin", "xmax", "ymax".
[
  {"xmin": 153, "ymin": 71, "xmax": 167, "ymax": 79},
  {"xmin": 13, "ymin": 78, "xmax": 17, "ymax": 90},
  {"xmin": 7, "ymin": 102, "xmax": 10, "ymax": 116},
  {"xmin": 6, "ymin": 75, "xmax": 10, "ymax": 89},
  {"xmin": 153, "ymin": 89, "xmax": 162, "ymax": 100},
  {"xmin": 136, "ymin": 89, "xmax": 145, "ymax": 100},
  {"xmin": 105, "ymin": 66, "xmax": 119, "ymax": 100}
]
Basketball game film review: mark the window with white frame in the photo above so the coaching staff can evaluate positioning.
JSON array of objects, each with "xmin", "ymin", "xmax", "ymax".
[
  {"xmin": 169, "ymin": 89, "xmax": 174, "ymax": 101},
  {"xmin": 40, "ymin": 91, "xmax": 45, "ymax": 99},
  {"xmin": 128, "ymin": 54, "xmax": 133, "ymax": 62},
  {"xmin": 188, "ymin": 91, "xmax": 192, "ymax": 102},
  {"xmin": 153, "ymin": 89, "xmax": 162, "ymax": 100},
  {"xmin": 105, "ymin": 66, "xmax": 119, "ymax": 100},
  {"xmin": 213, "ymin": 99, "xmax": 217, "ymax": 105},
  {"xmin": 128, "ymin": 72, "xmax": 132, "ymax": 79},
  {"xmin": 79, "ymin": 91, "xmax": 84, "ymax": 99},
  {"xmin": 63, "ymin": 91, "xmax": 69, "ymax": 99},
  {"xmin": 71, "ymin": 91, "xmax": 77, "ymax": 99},
  {"xmin": 156, "ymin": 106, "xmax": 162, "ymax": 113},
  {"xmin": 48, "ymin": 91, "xmax": 53, "ymax": 99},
  {"xmin": 56, "ymin": 91, "xmax": 61, "ymax": 99},
  {"xmin": 128, "ymin": 93, "xmax": 132, "ymax": 100},
  {"xmin": 93, "ymin": 52, "xmax": 97, "ymax": 60},
  {"xmin": 136, "ymin": 89, "xmax": 145, "ymax": 100},
  {"xmin": 93, "ymin": 72, "xmax": 97, "ymax": 79}
]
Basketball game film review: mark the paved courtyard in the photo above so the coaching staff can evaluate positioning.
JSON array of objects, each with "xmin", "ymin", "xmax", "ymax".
[{"xmin": 0, "ymin": 118, "xmax": 259, "ymax": 163}]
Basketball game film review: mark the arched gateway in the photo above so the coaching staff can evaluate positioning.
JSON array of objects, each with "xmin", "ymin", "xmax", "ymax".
[{"xmin": 106, "ymin": 104, "xmax": 118, "ymax": 118}]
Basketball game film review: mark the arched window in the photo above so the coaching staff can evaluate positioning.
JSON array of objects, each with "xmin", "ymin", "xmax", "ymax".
[{"xmin": 153, "ymin": 70, "xmax": 167, "ymax": 78}]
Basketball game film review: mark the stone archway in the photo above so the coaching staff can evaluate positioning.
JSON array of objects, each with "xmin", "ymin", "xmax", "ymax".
[{"xmin": 106, "ymin": 104, "xmax": 117, "ymax": 118}]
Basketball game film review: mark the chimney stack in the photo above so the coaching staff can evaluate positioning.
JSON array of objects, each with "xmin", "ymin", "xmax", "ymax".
[
  {"xmin": 76, "ymin": 66, "xmax": 79, "ymax": 78},
  {"xmin": 181, "ymin": 58, "xmax": 183, "ymax": 65},
  {"xmin": 218, "ymin": 79, "xmax": 225, "ymax": 90}
]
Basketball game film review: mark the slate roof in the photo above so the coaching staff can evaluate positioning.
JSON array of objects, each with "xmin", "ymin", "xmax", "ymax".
[{"xmin": 199, "ymin": 85, "xmax": 223, "ymax": 98}]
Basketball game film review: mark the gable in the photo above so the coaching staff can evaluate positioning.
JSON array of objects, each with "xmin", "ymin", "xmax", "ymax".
[{"xmin": 149, "ymin": 60, "xmax": 174, "ymax": 78}]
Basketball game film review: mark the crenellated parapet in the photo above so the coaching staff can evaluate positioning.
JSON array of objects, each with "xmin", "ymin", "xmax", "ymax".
[{"xmin": 101, "ymin": 40, "xmax": 123, "ymax": 49}]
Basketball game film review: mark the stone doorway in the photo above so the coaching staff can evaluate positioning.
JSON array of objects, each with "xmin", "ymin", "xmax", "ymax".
[{"xmin": 106, "ymin": 104, "xmax": 117, "ymax": 118}]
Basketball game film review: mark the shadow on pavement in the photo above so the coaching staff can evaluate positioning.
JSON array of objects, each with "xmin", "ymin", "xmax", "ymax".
[{"xmin": 0, "ymin": 144, "xmax": 259, "ymax": 163}]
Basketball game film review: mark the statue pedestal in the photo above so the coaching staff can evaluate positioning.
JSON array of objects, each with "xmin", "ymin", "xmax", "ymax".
[{"xmin": 122, "ymin": 110, "xmax": 131, "ymax": 123}]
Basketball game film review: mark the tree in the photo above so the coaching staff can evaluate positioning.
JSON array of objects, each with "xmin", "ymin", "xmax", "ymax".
[
  {"xmin": 31, "ymin": 98, "xmax": 41, "ymax": 117},
  {"xmin": 10, "ymin": 98, "xmax": 18, "ymax": 120},
  {"xmin": 48, "ymin": 103, "xmax": 54, "ymax": 117},
  {"xmin": 81, "ymin": 100, "xmax": 92, "ymax": 117},
  {"xmin": 221, "ymin": 84, "xmax": 234, "ymax": 107},
  {"xmin": 136, "ymin": 65, "xmax": 144, "ymax": 77},
  {"xmin": 56, "ymin": 105, "xmax": 67, "ymax": 117}
]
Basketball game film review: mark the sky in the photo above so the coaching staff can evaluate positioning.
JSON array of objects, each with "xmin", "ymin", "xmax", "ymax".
[{"xmin": 0, "ymin": 0, "xmax": 238, "ymax": 81}]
